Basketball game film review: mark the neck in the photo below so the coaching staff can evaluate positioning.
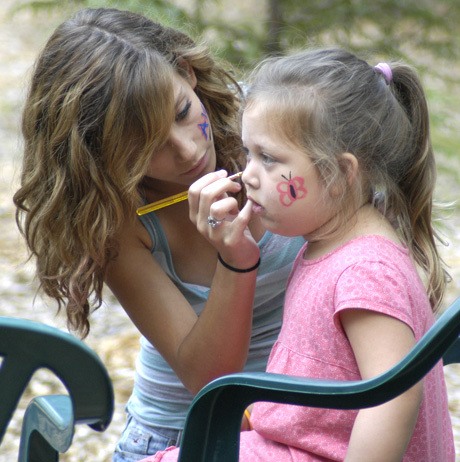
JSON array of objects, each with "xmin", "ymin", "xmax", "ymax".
[
  {"xmin": 140, "ymin": 176, "xmax": 188, "ymax": 203},
  {"xmin": 304, "ymin": 201, "xmax": 383, "ymax": 260}
]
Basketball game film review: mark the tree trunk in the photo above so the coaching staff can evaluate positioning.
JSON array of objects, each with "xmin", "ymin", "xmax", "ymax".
[{"xmin": 266, "ymin": 0, "xmax": 283, "ymax": 56}]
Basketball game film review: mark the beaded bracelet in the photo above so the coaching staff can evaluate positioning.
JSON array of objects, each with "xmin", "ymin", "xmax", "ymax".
[{"xmin": 217, "ymin": 254, "xmax": 261, "ymax": 273}]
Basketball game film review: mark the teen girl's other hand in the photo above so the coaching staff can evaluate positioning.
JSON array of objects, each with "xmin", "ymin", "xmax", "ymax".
[{"xmin": 188, "ymin": 170, "xmax": 259, "ymax": 270}]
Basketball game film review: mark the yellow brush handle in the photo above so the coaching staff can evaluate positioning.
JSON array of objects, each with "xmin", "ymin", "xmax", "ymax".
[
  {"xmin": 136, "ymin": 172, "xmax": 242, "ymax": 216},
  {"xmin": 136, "ymin": 191, "xmax": 188, "ymax": 215}
]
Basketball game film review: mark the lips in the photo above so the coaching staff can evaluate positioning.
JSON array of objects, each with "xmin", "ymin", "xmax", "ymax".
[
  {"xmin": 248, "ymin": 196, "xmax": 264, "ymax": 215},
  {"xmin": 182, "ymin": 152, "xmax": 208, "ymax": 177}
]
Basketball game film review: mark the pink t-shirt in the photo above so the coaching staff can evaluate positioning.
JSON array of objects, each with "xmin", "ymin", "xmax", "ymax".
[
  {"xmin": 246, "ymin": 235, "xmax": 454, "ymax": 461},
  {"xmin": 148, "ymin": 235, "xmax": 454, "ymax": 462}
]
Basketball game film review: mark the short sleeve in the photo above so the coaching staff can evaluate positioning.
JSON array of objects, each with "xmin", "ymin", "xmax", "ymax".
[{"xmin": 333, "ymin": 260, "xmax": 415, "ymax": 333}]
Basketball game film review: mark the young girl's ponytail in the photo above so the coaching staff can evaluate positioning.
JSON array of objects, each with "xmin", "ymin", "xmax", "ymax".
[{"xmin": 390, "ymin": 64, "xmax": 448, "ymax": 309}]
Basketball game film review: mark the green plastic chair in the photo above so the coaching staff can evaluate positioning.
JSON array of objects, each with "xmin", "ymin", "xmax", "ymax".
[
  {"xmin": 0, "ymin": 316, "xmax": 114, "ymax": 461},
  {"xmin": 177, "ymin": 297, "xmax": 460, "ymax": 462}
]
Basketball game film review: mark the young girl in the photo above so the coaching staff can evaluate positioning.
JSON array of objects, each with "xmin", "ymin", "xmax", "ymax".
[
  {"xmin": 150, "ymin": 48, "xmax": 455, "ymax": 461},
  {"xmin": 13, "ymin": 8, "xmax": 304, "ymax": 461}
]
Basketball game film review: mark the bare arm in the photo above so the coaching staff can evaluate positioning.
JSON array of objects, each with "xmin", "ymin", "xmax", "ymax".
[
  {"xmin": 341, "ymin": 310, "xmax": 423, "ymax": 462},
  {"xmin": 106, "ymin": 172, "xmax": 260, "ymax": 394}
]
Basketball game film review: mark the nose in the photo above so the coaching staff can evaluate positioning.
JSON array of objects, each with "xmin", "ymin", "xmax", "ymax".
[
  {"xmin": 168, "ymin": 128, "xmax": 198, "ymax": 161},
  {"xmin": 242, "ymin": 159, "xmax": 260, "ymax": 190}
]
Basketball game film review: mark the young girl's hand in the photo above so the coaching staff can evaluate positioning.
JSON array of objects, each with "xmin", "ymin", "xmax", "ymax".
[{"xmin": 188, "ymin": 170, "xmax": 259, "ymax": 269}]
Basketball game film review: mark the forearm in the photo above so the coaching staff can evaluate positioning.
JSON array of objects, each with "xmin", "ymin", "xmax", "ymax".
[
  {"xmin": 107, "ymin": 206, "xmax": 261, "ymax": 395},
  {"xmin": 176, "ymin": 262, "xmax": 257, "ymax": 394},
  {"xmin": 345, "ymin": 384, "xmax": 422, "ymax": 461},
  {"xmin": 176, "ymin": 179, "xmax": 260, "ymax": 393}
]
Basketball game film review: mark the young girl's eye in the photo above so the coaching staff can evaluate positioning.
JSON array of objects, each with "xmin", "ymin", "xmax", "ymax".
[
  {"xmin": 243, "ymin": 147, "xmax": 276, "ymax": 166},
  {"xmin": 176, "ymin": 100, "xmax": 192, "ymax": 122},
  {"xmin": 261, "ymin": 153, "xmax": 275, "ymax": 165}
]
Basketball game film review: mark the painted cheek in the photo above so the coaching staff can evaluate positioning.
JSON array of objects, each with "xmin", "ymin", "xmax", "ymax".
[
  {"xmin": 198, "ymin": 103, "xmax": 209, "ymax": 140},
  {"xmin": 276, "ymin": 174, "xmax": 308, "ymax": 206}
]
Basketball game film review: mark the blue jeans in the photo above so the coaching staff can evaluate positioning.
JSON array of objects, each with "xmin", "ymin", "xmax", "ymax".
[{"xmin": 112, "ymin": 414, "xmax": 182, "ymax": 462}]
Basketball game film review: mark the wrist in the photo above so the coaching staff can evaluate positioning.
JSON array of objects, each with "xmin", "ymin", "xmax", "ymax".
[{"xmin": 217, "ymin": 253, "xmax": 261, "ymax": 273}]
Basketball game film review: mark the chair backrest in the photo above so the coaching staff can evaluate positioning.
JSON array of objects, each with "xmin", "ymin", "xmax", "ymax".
[
  {"xmin": 177, "ymin": 297, "xmax": 460, "ymax": 462},
  {"xmin": 0, "ymin": 316, "xmax": 114, "ymax": 460},
  {"xmin": 442, "ymin": 333, "xmax": 460, "ymax": 366}
]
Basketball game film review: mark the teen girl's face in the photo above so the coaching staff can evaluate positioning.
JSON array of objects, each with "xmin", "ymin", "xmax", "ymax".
[
  {"xmin": 145, "ymin": 71, "xmax": 217, "ymax": 191},
  {"xmin": 242, "ymin": 102, "xmax": 337, "ymax": 239}
]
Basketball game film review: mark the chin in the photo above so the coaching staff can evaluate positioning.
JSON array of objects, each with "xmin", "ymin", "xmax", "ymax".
[
  {"xmin": 206, "ymin": 150, "xmax": 217, "ymax": 172},
  {"xmin": 259, "ymin": 217, "xmax": 285, "ymax": 236},
  {"xmin": 264, "ymin": 219, "xmax": 302, "ymax": 238}
]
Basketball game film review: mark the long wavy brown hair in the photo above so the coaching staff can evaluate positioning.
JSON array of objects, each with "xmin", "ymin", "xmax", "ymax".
[{"xmin": 13, "ymin": 8, "xmax": 244, "ymax": 337}]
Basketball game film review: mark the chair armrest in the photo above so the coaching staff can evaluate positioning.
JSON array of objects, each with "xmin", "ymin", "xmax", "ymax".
[
  {"xmin": 18, "ymin": 395, "xmax": 74, "ymax": 461},
  {"xmin": 0, "ymin": 317, "xmax": 114, "ymax": 461},
  {"xmin": 178, "ymin": 297, "xmax": 460, "ymax": 462}
]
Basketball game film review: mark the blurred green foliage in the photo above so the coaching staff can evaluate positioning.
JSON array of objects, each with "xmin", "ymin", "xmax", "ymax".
[
  {"xmin": 11, "ymin": 0, "xmax": 460, "ymax": 74},
  {"xmin": 11, "ymin": 0, "xmax": 460, "ymax": 166}
]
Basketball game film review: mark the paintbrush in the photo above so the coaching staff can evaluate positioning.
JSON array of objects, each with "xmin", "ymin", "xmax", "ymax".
[{"xmin": 136, "ymin": 171, "xmax": 243, "ymax": 216}]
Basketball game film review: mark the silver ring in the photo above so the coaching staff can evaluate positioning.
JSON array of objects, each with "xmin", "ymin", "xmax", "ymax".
[{"xmin": 207, "ymin": 216, "xmax": 223, "ymax": 228}]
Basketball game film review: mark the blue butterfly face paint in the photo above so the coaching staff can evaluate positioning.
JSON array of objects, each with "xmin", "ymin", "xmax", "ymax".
[{"xmin": 198, "ymin": 103, "xmax": 209, "ymax": 140}]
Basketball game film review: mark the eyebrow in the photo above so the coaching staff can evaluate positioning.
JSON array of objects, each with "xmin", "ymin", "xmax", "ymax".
[
  {"xmin": 243, "ymin": 139, "xmax": 273, "ymax": 153},
  {"xmin": 174, "ymin": 87, "xmax": 187, "ymax": 110}
]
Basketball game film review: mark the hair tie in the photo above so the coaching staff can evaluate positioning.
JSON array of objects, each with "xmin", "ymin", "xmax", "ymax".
[
  {"xmin": 374, "ymin": 62, "xmax": 393, "ymax": 85},
  {"xmin": 218, "ymin": 254, "xmax": 261, "ymax": 273}
]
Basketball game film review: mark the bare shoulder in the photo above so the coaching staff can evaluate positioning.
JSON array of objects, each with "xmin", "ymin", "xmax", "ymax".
[
  {"xmin": 104, "ymin": 214, "xmax": 192, "ymax": 333},
  {"xmin": 116, "ymin": 214, "xmax": 153, "ymax": 250},
  {"xmin": 105, "ymin": 216, "xmax": 162, "ymax": 306}
]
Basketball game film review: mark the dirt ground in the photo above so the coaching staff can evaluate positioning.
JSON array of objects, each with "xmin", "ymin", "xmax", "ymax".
[{"xmin": 0, "ymin": 1, "xmax": 460, "ymax": 461}]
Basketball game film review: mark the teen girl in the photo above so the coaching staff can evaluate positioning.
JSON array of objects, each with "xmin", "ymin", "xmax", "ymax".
[{"xmin": 13, "ymin": 8, "xmax": 304, "ymax": 460}]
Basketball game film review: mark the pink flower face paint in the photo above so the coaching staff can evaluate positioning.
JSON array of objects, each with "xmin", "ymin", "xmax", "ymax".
[
  {"xmin": 276, "ymin": 172, "xmax": 307, "ymax": 206},
  {"xmin": 198, "ymin": 103, "xmax": 209, "ymax": 140}
]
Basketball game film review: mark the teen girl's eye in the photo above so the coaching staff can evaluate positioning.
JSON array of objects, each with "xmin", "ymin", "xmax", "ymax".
[{"xmin": 176, "ymin": 100, "xmax": 192, "ymax": 122}]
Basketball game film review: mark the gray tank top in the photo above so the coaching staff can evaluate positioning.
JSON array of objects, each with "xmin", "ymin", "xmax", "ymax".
[{"xmin": 127, "ymin": 211, "xmax": 304, "ymax": 429}]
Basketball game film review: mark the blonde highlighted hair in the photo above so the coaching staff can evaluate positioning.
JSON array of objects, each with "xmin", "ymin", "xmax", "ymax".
[{"xmin": 14, "ymin": 8, "xmax": 244, "ymax": 336}]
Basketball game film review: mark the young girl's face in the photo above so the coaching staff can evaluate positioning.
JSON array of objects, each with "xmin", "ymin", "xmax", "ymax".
[
  {"xmin": 144, "ymin": 71, "xmax": 217, "ymax": 191},
  {"xmin": 242, "ymin": 102, "xmax": 337, "ymax": 239}
]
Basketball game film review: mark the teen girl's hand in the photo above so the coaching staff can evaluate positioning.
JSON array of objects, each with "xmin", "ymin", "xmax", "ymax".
[
  {"xmin": 106, "ymin": 170, "xmax": 263, "ymax": 396},
  {"xmin": 106, "ymin": 175, "xmax": 260, "ymax": 395},
  {"xmin": 188, "ymin": 170, "xmax": 260, "ymax": 270}
]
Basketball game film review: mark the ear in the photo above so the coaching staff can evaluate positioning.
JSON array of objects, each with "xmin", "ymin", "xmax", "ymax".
[
  {"xmin": 340, "ymin": 152, "xmax": 359, "ymax": 186},
  {"xmin": 329, "ymin": 152, "xmax": 359, "ymax": 197},
  {"xmin": 177, "ymin": 58, "xmax": 197, "ymax": 89}
]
